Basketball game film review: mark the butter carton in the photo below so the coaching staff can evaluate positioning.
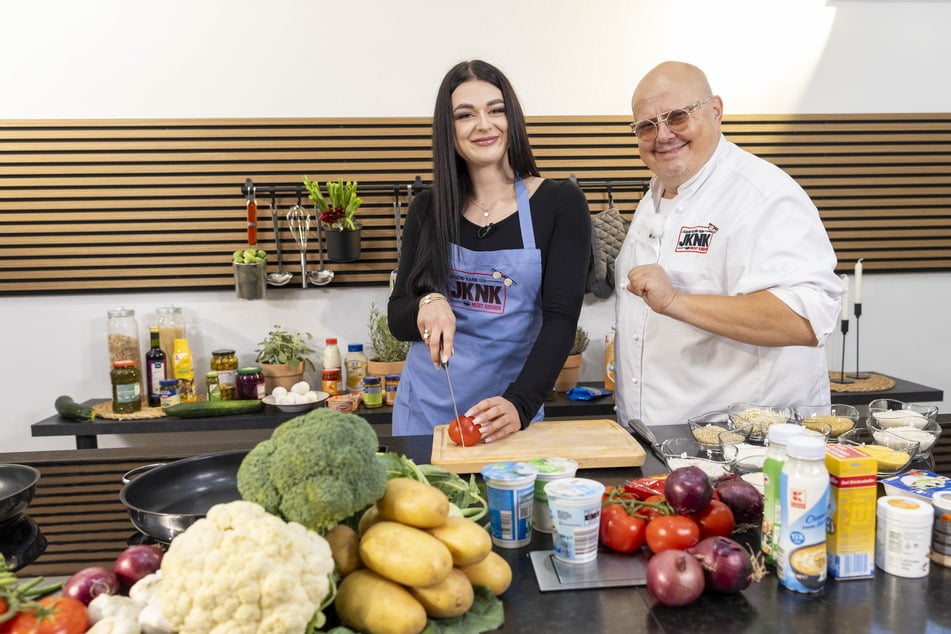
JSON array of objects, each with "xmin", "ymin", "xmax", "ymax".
[{"xmin": 825, "ymin": 444, "xmax": 878, "ymax": 579}]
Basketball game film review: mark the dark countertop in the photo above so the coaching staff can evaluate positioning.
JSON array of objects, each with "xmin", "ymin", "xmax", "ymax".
[
  {"xmin": 5, "ymin": 423, "xmax": 951, "ymax": 632},
  {"xmin": 30, "ymin": 373, "xmax": 944, "ymax": 449}
]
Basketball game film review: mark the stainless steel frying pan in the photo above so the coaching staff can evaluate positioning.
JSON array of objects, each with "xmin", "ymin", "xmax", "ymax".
[{"xmin": 0, "ymin": 464, "xmax": 41, "ymax": 526}]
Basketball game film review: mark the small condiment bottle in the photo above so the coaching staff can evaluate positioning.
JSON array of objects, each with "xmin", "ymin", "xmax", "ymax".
[
  {"xmin": 111, "ymin": 360, "xmax": 142, "ymax": 414},
  {"xmin": 345, "ymin": 344, "xmax": 368, "ymax": 392},
  {"xmin": 206, "ymin": 371, "xmax": 221, "ymax": 401},
  {"xmin": 321, "ymin": 368, "xmax": 343, "ymax": 396},
  {"xmin": 323, "ymin": 338, "xmax": 342, "ymax": 371},
  {"xmin": 384, "ymin": 374, "xmax": 400, "ymax": 406},
  {"xmin": 159, "ymin": 378, "xmax": 180, "ymax": 408}
]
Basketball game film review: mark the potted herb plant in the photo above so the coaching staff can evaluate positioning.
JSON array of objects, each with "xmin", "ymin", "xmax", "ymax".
[
  {"xmin": 366, "ymin": 302, "xmax": 410, "ymax": 377},
  {"xmin": 304, "ymin": 176, "xmax": 363, "ymax": 262},
  {"xmin": 554, "ymin": 326, "xmax": 590, "ymax": 392},
  {"xmin": 255, "ymin": 325, "xmax": 317, "ymax": 393}
]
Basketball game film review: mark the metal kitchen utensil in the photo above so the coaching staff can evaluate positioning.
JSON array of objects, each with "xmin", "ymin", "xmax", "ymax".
[
  {"xmin": 309, "ymin": 204, "xmax": 334, "ymax": 286},
  {"xmin": 442, "ymin": 358, "xmax": 467, "ymax": 445},
  {"xmin": 286, "ymin": 205, "xmax": 310, "ymax": 288},
  {"xmin": 266, "ymin": 196, "xmax": 292, "ymax": 286},
  {"xmin": 626, "ymin": 418, "xmax": 666, "ymax": 463},
  {"xmin": 389, "ymin": 185, "xmax": 402, "ymax": 291}
]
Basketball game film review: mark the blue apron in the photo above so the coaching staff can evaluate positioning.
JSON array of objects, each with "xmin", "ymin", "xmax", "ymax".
[{"xmin": 392, "ymin": 178, "xmax": 543, "ymax": 435}]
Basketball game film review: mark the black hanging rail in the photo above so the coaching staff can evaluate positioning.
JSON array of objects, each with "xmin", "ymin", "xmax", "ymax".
[{"xmin": 241, "ymin": 176, "xmax": 649, "ymax": 199}]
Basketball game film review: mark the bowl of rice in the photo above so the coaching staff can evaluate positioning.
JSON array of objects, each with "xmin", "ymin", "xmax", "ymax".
[
  {"xmin": 868, "ymin": 399, "xmax": 937, "ymax": 430},
  {"xmin": 661, "ymin": 436, "xmax": 738, "ymax": 479},
  {"xmin": 867, "ymin": 416, "xmax": 941, "ymax": 456},
  {"xmin": 728, "ymin": 402, "xmax": 794, "ymax": 444}
]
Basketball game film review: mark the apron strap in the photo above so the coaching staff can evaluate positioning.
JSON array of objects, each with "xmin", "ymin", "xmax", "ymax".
[{"xmin": 515, "ymin": 178, "xmax": 535, "ymax": 249}]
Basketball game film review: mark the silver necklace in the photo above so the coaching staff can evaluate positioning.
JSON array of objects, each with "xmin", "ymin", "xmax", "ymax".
[{"xmin": 469, "ymin": 197, "xmax": 494, "ymax": 224}]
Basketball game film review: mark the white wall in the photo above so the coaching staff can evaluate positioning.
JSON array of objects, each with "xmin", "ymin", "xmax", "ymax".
[{"xmin": 3, "ymin": 0, "xmax": 949, "ymax": 451}]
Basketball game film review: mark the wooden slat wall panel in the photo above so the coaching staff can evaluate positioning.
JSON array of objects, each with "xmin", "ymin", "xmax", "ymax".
[{"xmin": 1, "ymin": 114, "xmax": 950, "ymax": 295}]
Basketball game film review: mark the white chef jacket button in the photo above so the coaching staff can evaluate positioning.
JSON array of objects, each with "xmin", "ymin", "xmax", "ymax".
[
  {"xmin": 630, "ymin": 377, "xmax": 638, "ymax": 385},
  {"xmin": 633, "ymin": 335, "xmax": 640, "ymax": 342}
]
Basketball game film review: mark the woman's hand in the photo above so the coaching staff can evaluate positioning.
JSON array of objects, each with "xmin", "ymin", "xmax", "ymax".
[
  {"xmin": 466, "ymin": 397, "xmax": 520, "ymax": 443},
  {"xmin": 417, "ymin": 293, "xmax": 456, "ymax": 367}
]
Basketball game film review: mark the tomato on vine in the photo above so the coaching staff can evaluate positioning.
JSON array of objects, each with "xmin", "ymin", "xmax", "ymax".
[
  {"xmin": 692, "ymin": 499, "xmax": 735, "ymax": 539},
  {"xmin": 645, "ymin": 515, "xmax": 701, "ymax": 553},
  {"xmin": 5, "ymin": 596, "xmax": 88, "ymax": 634},
  {"xmin": 600, "ymin": 504, "xmax": 647, "ymax": 553}
]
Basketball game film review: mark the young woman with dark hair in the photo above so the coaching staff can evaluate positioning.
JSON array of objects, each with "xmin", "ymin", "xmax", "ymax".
[{"xmin": 388, "ymin": 59, "xmax": 591, "ymax": 441}]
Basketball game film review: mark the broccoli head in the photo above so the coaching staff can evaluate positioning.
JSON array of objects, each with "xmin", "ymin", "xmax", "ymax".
[{"xmin": 237, "ymin": 408, "xmax": 387, "ymax": 534}]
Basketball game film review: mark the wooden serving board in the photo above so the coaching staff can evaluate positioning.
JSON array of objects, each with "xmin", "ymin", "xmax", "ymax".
[{"xmin": 430, "ymin": 419, "xmax": 646, "ymax": 474}]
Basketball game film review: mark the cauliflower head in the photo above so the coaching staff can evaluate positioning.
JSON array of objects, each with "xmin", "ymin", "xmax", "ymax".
[
  {"xmin": 158, "ymin": 500, "xmax": 334, "ymax": 634},
  {"xmin": 237, "ymin": 408, "xmax": 387, "ymax": 534}
]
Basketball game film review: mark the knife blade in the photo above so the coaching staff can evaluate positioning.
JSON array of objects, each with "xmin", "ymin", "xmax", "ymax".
[
  {"xmin": 626, "ymin": 418, "xmax": 666, "ymax": 464},
  {"xmin": 441, "ymin": 358, "xmax": 468, "ymax": 446}
]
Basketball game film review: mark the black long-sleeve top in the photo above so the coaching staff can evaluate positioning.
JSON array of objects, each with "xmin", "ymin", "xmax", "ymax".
[{"xmin": 388, "ymin": 178, "xmax": 592, "ymax": 427}]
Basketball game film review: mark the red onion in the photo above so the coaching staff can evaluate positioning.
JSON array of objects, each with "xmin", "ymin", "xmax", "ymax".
[
  {"xmin": 645, "ymin": 549, "xmax": 705, "ymax": 607},
  {"xmin": 688, "ymin": 536, "xmax": 753, "ymax": 593},
  {"xmin": 714, "ymin": 474, "xmax": 764, "ymax": 525},
  {"xmin": 113, "ymin": 544, "xmax": 164, "ymax": 590},
  {"xmin": 62, "ymin": 566, "xmax": 119, "ymax": 605},
  {"xmin": 664, "ymin": 466, "xmax": 713, "ymax": 515}
]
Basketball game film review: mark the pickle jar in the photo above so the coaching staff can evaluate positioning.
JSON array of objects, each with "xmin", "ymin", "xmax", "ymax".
[
  {"xmin": 236, "ymin": 366, "xmax": 265, "ymax": 400},
  {"xmin": 363, "ymin": 376, "xmax": 383, "ymax": 408},
  {"xmin": 206, "ymin": 371, "xmax": 221, "ymax": 401},
  {"xmin": 111, "ymin": 360, "xmax": 142, "ymax": 414},
  {"xmin": 211, "ymin": 349, "xmax": 239, "ymax": 400}
]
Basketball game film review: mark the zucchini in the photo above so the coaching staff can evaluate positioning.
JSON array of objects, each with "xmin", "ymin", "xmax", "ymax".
[
  {"xmin": 164, "ymin": 399, "xmax": 264, "ymax": 418},
  {"xmin": 55, "ymin": 395, "xmax": 96, "ymax": 422}
]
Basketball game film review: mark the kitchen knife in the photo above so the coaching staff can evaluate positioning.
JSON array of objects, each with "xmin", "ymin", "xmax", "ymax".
[
  {"xmin": 626, "ymin": 418, "xmax": 666, "ymax": 464},
  {"xmin": 441, "ymin": 358, "xmax": 468, "ymax": 446}
]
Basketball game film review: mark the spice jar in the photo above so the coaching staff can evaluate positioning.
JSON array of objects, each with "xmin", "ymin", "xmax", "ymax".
[
  {"xmin": 363, "ymin": 376, "xmax": 383, "ymax": 408},
  {"xmin": 206, "ymin": 371, "xmax": 221, "ymax": 401},
  {"xmin": 384, "ymin": 374, "xmax": 400, "ymax": 406},
  {"xmin": 211, "ymin": 349, "xmax": 239, "ymax": 400},
  {"xmin": 237, "ymin": 366, "xmax": 265, "ymax": 400},
  {"xmin": 111, "ymin": 360, "xmax": 141, "ymax": 414}
]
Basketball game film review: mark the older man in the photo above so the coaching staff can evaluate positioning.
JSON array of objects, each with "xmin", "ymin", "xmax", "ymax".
[{"xmin": 614, "ymin": 61, "xmax": 845, "ymax": 427}]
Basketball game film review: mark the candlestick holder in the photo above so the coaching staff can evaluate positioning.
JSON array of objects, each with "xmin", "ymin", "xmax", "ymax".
[
  {"xmin": 830, "ymin": 318, "xmax": 854, "ymax": 384},
  {"xmin": 848, "ymin": 302, "xmax": 869, "ymax": 379}
]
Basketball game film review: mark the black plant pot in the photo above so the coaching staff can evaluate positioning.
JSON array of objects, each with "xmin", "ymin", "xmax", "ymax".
[{"xmin": 325, "ymin": 227, "xmax": 362, "ymax": 262}]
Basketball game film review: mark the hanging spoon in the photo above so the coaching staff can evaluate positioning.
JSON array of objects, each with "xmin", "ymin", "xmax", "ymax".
[
  {"xmin": 266, "ymin": 195, "xmax": 292, "ymax": 286},
  {"xmin": 287, "ymin": 204, "xmax": 310, "ymax": 288},
  {"xmin": 308, "ymin": 203, "xmax": 334, "ymax": 286}
]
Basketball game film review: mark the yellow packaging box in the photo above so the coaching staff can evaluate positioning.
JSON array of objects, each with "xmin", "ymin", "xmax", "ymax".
[{"xmin": 825, "ymin": 444, "xmax": 878, "ymax": 579}]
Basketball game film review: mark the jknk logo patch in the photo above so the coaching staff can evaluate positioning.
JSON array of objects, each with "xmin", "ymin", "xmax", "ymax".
[
  {"xmin": 674, "ymin": 223, "xmax": 719, "ymax": 253},
  {"xmin": 449, "ymin": 269, "xmax": 507, "ymax": 314}
]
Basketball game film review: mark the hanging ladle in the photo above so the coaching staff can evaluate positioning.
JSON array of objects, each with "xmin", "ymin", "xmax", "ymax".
[
  {"xmin": 308, "ymin": 203, "xmax": 334, "ymax": 286},
  {"xmin": 266, "ymin": 195, "xmax": 292, "ymax": 286},
  {"xmin": 286, "ymin": 204, "xmax": 310, "ymax": 288}
]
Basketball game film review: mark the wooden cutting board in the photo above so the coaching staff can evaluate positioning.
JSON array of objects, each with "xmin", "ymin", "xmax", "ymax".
[{"xmin": 430, "ymin": 419, "xmax": 645, "ymax": 474}]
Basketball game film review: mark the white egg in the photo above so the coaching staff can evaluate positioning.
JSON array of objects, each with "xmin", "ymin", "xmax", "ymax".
[
  {"xmin": 291, "ymin": 381, "xmax": 310, "ymax": 395},
  {"xmin": 276, "ymin": 392, "xmax": 292, "ymax": 404},
  {"xmin": 304, "ymin": 391, "xmax": 318, "ymax": 403},
  {"xmin": 272, "ymin": 386, "xmax": 288, "ymax": 398}
]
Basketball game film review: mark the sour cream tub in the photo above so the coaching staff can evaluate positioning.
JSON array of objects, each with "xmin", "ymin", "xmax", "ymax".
[
  {"xmin": 481, "ymin": 462, "xmax": 538, "ymax": 548},
  {"xmin": 528, "ymin": 457, "xmax": 578, "ymax": 533},
  {"xmin": 545, "ymin": 477, "xmax": 605, "ymax": 564}
]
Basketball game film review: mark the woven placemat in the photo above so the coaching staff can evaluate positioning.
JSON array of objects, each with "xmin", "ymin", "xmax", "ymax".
[
  {"xmin": 92, "ymin": 400, "xmax": 167, "ymax": 420},
  {"xmin": 828, "ymin": 372, "xmax": 896, "ymax": 393}
]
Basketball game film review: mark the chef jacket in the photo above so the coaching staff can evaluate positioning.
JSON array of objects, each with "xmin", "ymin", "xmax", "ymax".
[{"xmin": 614, "ymin": 136, "xmax": 845, "ymax": 427}]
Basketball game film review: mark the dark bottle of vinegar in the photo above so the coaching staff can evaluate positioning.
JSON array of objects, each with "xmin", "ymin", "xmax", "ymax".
[{"xmin": 145, "ymin": 326, "xmax": 167, "ymax": 407}]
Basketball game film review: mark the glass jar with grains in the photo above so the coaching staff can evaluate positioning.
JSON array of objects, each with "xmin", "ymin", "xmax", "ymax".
[
  {"xmin": 107, "ymin": 308, "xmax": 142, "ymax": 376},
  {"xmin": 156, "ymin": 305, "xmax": 186, "ymax": 364}
]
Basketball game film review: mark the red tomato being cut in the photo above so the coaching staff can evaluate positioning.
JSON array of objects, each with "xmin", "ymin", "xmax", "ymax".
[{"xmin": 447, "ymin": 415, "xmax": 481, "ymax": 446}]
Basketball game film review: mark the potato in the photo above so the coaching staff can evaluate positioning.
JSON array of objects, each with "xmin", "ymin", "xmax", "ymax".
[
  {"xmin": 360, "ymin": 521, "xmax": 453, "ymax": 587},
  {"xmin": 377, "ymin": 477, "xmax": 450, "ymax": 528},
  {"xmin": 409, "ymin": 568, "xmax": 475, "ymax": 619},
  {"xmin": 459, "ymin": 550, "xmax": 513, "ymax": 596},
  {"xmin": 359, "ymin": 504, "xmax": 382, "ymax": 536},
  {"xmin": 426, "ymin": 516, "xmax": 493, "ymax": 567},
  {"xmin": 326, "ymin": 523, "xmax": 361, "ymax": 576},
  {"xmin": 336, "ymin": 568, "xmax": 427, "ymax": 634}
]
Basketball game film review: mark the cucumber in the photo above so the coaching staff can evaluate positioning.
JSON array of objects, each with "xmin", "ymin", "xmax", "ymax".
[
  {"xmin": 55, "ymin": 395, "xmax": 96, "ymax": 422},
  {"xmin": 164, "ymin": 399, "xmax": 264, "ymax": 418}
]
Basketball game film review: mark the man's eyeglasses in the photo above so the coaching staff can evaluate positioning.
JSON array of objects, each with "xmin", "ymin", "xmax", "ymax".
[{"xmin": 629, "ymin": 96, "xmax": 713, "ymax": 142}]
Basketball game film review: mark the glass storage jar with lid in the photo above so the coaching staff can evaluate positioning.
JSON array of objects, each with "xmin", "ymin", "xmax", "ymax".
[
  {"xmin": 211, "ymin": 349, "xmax": 239, "ymax": 400},
  {"xmin": 107, "ymin": 308, "xmax": 142, "ymax": 387},
  {"xmin": 237, "ymin": 366, "xmax": 265, "ymax": 400},
  {"xmin": 156, "ymin": 305, "xmax": 186, "ymax": 364}
]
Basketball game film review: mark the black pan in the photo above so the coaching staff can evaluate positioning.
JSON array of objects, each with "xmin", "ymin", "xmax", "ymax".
[
  {"xmin": 119, "ymin": 450, "xmax": 247, "ymax": 543},
  {"xmin": 0, "ymin": 464, "xmax": 41, "ymax": 526}
]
